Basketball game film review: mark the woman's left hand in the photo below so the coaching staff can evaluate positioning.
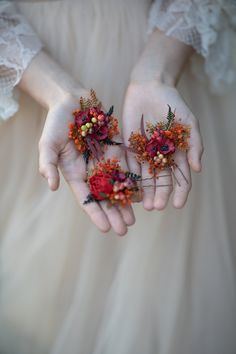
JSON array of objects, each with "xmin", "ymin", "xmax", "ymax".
[{"xmin": 122, "ymin": 80, "xmax": 204, "ymax": 211}]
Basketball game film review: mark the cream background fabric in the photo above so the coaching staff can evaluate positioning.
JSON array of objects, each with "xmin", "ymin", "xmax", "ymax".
[
  {"xmin": 1, "ymin": 0, "xmax": 236, "ymax": 121},
  {"xmin": 0, "ymin": 1, "xmax": 236, "ymax": 354}
]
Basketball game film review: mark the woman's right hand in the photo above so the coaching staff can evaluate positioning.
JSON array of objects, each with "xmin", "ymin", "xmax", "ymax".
[
  {"xmin": 18, "ymin": 51, "xmax": 134, "ymax": 235},
  {"xmin": 38, "ymin": 92, "xmax": 135, "ymax": 236}
]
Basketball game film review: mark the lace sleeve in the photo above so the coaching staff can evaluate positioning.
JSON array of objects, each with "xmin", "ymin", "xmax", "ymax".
[
  {"xmin": 0, "ymin": 1, "xmax": 43, "ymax": 121},
  {"xmin": 148, "ymin": 0, "xmax": 236, "ymax": 93}
]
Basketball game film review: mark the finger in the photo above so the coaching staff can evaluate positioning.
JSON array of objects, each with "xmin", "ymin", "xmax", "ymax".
[
  {"xmin": 117, "ymin": 204, "xmax": 136, "ymax": 226},
  {"xmin": 154, "ymin": 169, "xmax": 173, "ymax": 210},
  {"xmin": 103, "ymin": 148, "xmax": 138, "ymax": 224},
  {"xmin": 141, "ymin": 162, "xmax": 155, "ymax": 211},
  {"xmin": 69, "ymin": 178, "xmax": 111, "ymax": 233},
  {"xmin": 117, "ymin": 155, "xmax": 137, "ymax": 225},
  {"xmin": 126, "ymin": 149, "xmax": 141, "ymax": 176},
  {"xmin": 172, "ymin": 152, "xmax": 192, "ymax": 208},
  {"xmin": 187, "ymin": 120, "xmax": 204, "ymax": 173},
  {"xmin": 39, "ymin": 141, "xmax": 60, "ymax": 191},
  {"xmin": 100, "ymin": 201, "xmax": 128, "ymax": 236}
]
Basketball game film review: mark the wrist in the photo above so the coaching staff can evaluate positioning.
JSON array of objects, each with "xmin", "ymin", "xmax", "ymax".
[
  {"xmin": 130, "ymin": 66, "xmax": 176, "ymax": 88},
  {"xmin": 19, "ymin": 51, "xmax": 86, "ymax": 110},
  {"xmin": 45, "ymin": 78, "xmax": 87, "ymax": 110},
  {"xmin": 130, "ymin": 29, "xmax": 193, "ymax": 88}
]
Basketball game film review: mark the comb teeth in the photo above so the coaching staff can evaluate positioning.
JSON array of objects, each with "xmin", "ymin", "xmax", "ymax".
[{"xmin": 80, "ymin": 89, "xmax": 101, "ymax": 111}]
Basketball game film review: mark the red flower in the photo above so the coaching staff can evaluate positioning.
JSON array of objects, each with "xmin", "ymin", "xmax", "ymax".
[
  {"xmin": 158, "ymin": 137, "xmax": 175, "ymax": 155},
  {"xmin": 75, "ymin": 111, "xmax": 90, "ymax": 126},
  {"xmin": 146, "ymin": 135, "xmax": 175, "ymax": 157},
  {"xmin": 145, "ymin": 138, "xmax": 159, "ymax": 157},
  {"xmin": 92, "ymin": 126, "xmax": 109, "ymax": 140},
  {"xmin": 89, "ymin": 172, "xmax": 114, "ymax": 200},
  {"xmin": 111, "ymin": 170, "xmax": 126, "ymax": 182}
]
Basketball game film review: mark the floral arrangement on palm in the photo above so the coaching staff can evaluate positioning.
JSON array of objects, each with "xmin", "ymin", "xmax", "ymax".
[
  {"xmin": 68, "ymin": 89, "xmax": 120, "ymax": 163},
  {"xmin": 68, "ymin": 90, "xmax": 191, "ymax": 206},
  {"xmin": 84, "ymin": 159, "xmax": 142, "ymax": 207},
  {"xmin": 128, "ymin": 105, "xmax": 190, "ymax": 175}
]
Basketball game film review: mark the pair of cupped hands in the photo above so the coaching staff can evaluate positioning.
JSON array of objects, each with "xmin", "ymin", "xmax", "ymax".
[{"xmin": 38, "ymin": 81, "xmax": 204, "ymax": 236}]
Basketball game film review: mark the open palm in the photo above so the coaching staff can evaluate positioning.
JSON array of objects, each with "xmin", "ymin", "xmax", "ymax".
[
  {"xmin": 122, "ymin": 81, "xmax": 204, "ymax": 210},
  {"xmin": 39, "ymin": 93, "xmax": 135, "ymax": 235}
]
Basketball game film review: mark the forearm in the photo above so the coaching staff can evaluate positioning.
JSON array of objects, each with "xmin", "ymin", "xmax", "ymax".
[
  {"xmin": 18, "ymin": 50, "xmax": 86, "ymax": 109},
  {"xmin": 131, "ymin": 29, "xmax": 194, "ymax": 86}
]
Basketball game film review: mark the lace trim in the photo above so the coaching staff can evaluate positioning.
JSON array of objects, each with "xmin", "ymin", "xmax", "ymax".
[
  {"xmin": 148, "ymin": 0, "xmax": 236, "ymax": 93},
  {"xmin": 0, "ymin": 1, "xmax": 42, "ymax": 122}
]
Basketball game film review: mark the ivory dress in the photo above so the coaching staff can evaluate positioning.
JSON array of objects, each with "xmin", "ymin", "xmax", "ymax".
[{"xmin": 0, "ymin": 1, "xmax": 236, "ymax": 354}]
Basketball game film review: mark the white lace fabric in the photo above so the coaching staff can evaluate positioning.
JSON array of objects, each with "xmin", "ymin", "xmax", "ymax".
[
  {"xmin": 148, "ymin": 0, "xmax": 236, "ymax": 92},
  {"xmin": 0, "ymin": 1, "xmax": 42, "ymax": 121}
]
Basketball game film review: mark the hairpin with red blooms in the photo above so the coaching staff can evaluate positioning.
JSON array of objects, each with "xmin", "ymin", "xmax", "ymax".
[
  {"xmin": 68, "ymin": 89, "xmax": 120, "ymax": 163},
  {"xmin": 128, "ymin": 106, "xmax": 191, "ymax": 180},
  {"xmin": 84, "ymin": 159, "xmax": 142, "ymax": 207}
]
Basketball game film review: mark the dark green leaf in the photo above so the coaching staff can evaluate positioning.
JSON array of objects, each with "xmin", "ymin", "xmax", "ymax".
[
  {"xmin": 165, "ymin": 104, "xmax": 175, "ymax": 130},
  {"xmin": 83, "ymin": 194, "xmax": 96, "ymax": 205},
  {"xmin": 99, "ymin": 192, "xmax": 108, "ymax": 198},
  {"xmin": 103, "ymin": 138, "xmax": 122, "ymax": 146},
  {"xmin": 83, "ymin": 150, "xmax": 91, "ymax": 164},
  {"xmin": 125, "ymin": 172, "xmax": 141, "ymax": 181},
  {"xmin": 106, "ymin": 106, "xmax": 114, "ymax": 116}
]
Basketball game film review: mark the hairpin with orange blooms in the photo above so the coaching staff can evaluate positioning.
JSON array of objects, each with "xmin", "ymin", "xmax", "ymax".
[
  {"xmin": 84, "ymin": 159, "xmax": 142, "ymax": 207},
  {"xmin": 128, "ymin": 105, "xmax": 191, "ymax": 181},
  {"xmin": 68, "ymin": 89, "xmax": 120, "ymax": 163}
]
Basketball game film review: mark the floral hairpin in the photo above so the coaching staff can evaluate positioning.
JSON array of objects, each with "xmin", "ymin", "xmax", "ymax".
[
  {"xmin": 68, "ymin": 89, "xmax": 120, "ymax": 163},
  {"xmin": 84, "ymin": 159, "xmax": 142, "ymax": 207},
  {"xmin": 128, "ymin": 106, "xmax": 191, "ymax": 177}
]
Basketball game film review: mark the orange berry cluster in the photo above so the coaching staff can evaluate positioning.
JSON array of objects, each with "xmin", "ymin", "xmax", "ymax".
[{"xmin": 129, "ymin": 106, "xmax": 190, "ymax": 175}]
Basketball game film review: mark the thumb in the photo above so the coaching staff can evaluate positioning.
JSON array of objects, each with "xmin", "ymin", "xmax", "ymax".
[{"xmin": 38, "ymin": 140, "xmax": 60, "ymax": 191}]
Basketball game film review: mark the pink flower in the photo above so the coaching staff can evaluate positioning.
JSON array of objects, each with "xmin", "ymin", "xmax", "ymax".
[
  {"xmin": 145, "ymin": 138, "xmax": 159, "ymax": 157},
  {"xmin": 111, "ymin": 170, "xmax": 126, "ymax": 182},
  {"xmin": 92, "ymin": 126, "xmax": 109, "ymax": 140},
  {"xmin": 158, "ymin": 137, "xmax": 175, "ymax": 155},
  {"xmin": 75, "ymin": 111, "xmax": 90, "ymax": 126},
  {"xmin": 145, "ymin": 136, "xmax": 175, "ymax": 157}
]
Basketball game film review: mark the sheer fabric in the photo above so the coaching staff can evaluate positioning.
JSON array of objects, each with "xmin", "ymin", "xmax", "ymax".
[
  {"xmin": 0, "ymin": 1, "xmax": 42, "ymax": 121},
  {"xmin": 0, "ymin": 0, "xmax": 236, "ymax": 121},
  {"xmin": 149, "ymin": 0, "xmax": 236, "ymax": 92}
]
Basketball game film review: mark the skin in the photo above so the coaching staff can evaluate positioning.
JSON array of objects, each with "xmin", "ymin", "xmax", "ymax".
[
  {"xmin": 122, "ymin": 29, "xmax": 204, "ymax": 211},
  {"xmin": 19, "ymin": 52, "xmax": 135, "ymax": 236},
  {"xmin": 18, "ymin": 30, "xmax": 204, "ymax": 235}
]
